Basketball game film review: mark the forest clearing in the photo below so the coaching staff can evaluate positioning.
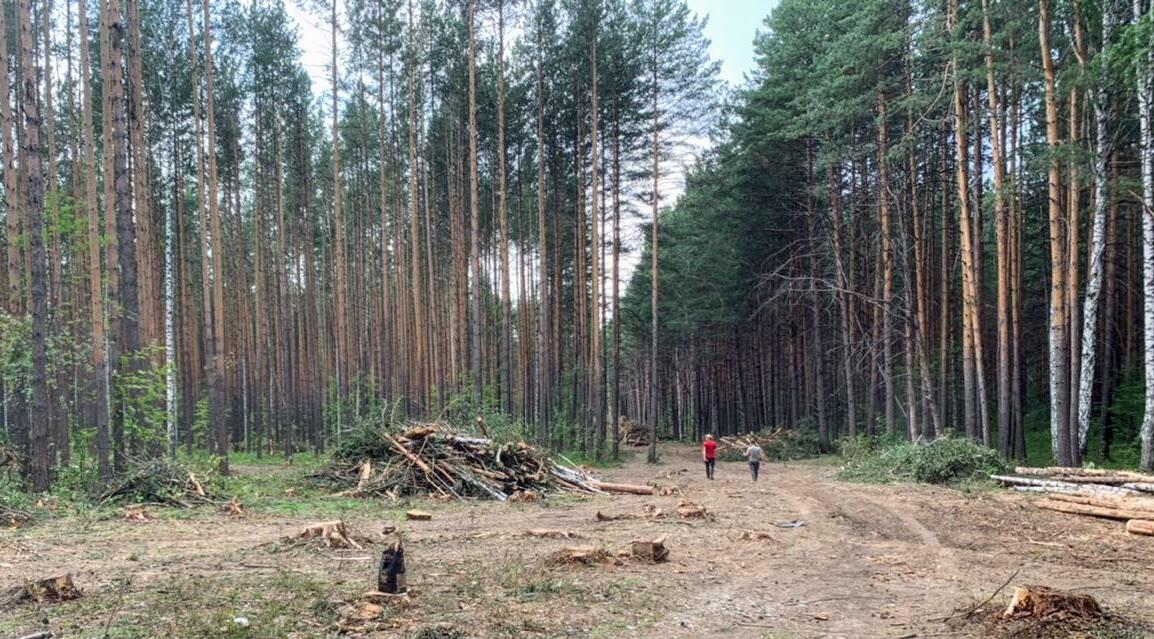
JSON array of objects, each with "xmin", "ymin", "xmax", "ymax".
[{"xmin": 3, "ymin": 442, "xmax": 1154, "ymax": 639}]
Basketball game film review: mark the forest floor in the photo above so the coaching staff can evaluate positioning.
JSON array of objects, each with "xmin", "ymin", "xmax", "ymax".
[{"xmin": 2, "ymin": 442, "xmax": 1153, "ymax": 639}]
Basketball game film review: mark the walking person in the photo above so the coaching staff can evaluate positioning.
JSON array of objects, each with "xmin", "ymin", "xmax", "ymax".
[
  {"xmin": 702, "ymin": 434, "xmax": 717, "ymax": 480},
  {"xmin": 746, "ymin": 441, "xmax": 763, "ymax": 481}
]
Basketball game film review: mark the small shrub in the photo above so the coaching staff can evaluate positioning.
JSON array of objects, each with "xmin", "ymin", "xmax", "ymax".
[{"xmin": 837, "ymin": 436, "xmax": 1007, "ymax": 485}]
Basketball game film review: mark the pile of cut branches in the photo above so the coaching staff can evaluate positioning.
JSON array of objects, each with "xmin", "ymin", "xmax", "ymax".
[
  {"xmin": 316, "ymin": 423, "xmax": 602, "ymax": 501},
  {"xmin": 99, "ymin": 458, "xmax": 217, "ymax": 507},
  {"xmin": 618, "ymin": 419, "xmax": 650, "ymax": 447}
]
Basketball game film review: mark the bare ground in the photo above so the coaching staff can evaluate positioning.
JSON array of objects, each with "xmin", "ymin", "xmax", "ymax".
[{"xmin": 2, "ymin": 443, "xmax": 1153, "ymax": 639}]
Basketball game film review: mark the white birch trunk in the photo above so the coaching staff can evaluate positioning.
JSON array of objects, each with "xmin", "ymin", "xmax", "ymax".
[
  {"xmin": 1077, "ymin": 3, "xmax": 1119, "ymax": 456},
  {"xmin": 1138, "ymin": 0, "xmax": 1154, "ymax": 471},
  {"xmin": 165, "ymin": 160, "xmax": 177, "ymax": 455}
]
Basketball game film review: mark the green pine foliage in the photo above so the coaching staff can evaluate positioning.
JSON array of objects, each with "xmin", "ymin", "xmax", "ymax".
[{"xmin": 838, "ymin": 436, "xmax": 1008, "ymax": 485}]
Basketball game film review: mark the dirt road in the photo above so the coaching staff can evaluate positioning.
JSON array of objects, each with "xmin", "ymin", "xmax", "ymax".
[{"xmin": 3, "ymin": 443, "xmax": 1153, "ymax": 638}]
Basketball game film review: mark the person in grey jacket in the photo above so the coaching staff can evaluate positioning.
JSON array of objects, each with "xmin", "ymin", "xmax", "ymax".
[{"xmin": 745, "ymin": 443, "xmax": 763, "ymax": 481}]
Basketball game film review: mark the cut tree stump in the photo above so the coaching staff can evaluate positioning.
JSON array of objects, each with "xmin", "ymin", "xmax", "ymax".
[
  {"xmin": 1002, "ymin": 586, "xmax": 1102, "ymax": 620},
  {"xmin": 547, "ymin": 546, "xmax": 611, "ymax": 565},
  {"xmin": 1035, "ymin": 498, "xmax": 1154, "ymax": 522},
  {"xmin": 631, "ymin": 536, "xmax": 669, "ymax": 562},
  {"xmin": 1126, "ymin": 519, "xmax": 1154, "ymax": 536},
  {"xmin": 739, "ymin": 530, "xmax": 778, "ymax": 542},
  {"xmin": 591, "ymin": 481, "xmax": 654, "ymax": 495},
  {"xmin": 377, "ymin": 534, "xmax": 406, "ymax": 594},
  {"xmin": 1, "ymin": 575, "xmax": 81, "ymax": 609},
  {"xmin": 295, "ymin": 520, "xmax": 363, "ymax": 549},
  {"xmin": 405, "ymin": 510, "xmax": 432, "ymax": 521}
]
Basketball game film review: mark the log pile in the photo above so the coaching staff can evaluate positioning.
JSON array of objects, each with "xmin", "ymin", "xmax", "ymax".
[
  {"xmin": 992, "ymin": 466, "xmax": 1154, "ymax": 538},
  {"xmin": 316, "ymin": 424, "xmax": 603, "ymax": 501}
]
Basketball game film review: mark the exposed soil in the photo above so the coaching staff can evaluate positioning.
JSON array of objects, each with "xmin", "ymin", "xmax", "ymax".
[{"xmin": 2, "ymin": 443, "xmax": 1153, "ymax": 638}]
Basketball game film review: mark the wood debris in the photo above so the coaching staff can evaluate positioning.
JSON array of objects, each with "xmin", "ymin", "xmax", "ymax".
[
  {"xmin": 122, "ymin": 506, "xmax": 152, "ymax": 522},
  {"xmin": 222, "ymin": 498, "xmax": 245, "ymax": 518},
  {"xmin": 99, "ymin": 459, "xmax": 216, "ymax": 507},
  {"xmin": 288, "ymin": 520, "xmax": 364, "ymax": 549},
  {"xmin": 675, "ymin": 501, "xmax": 710, "ymax": 519},
  {"xmin": 406, "ymin": 510, "xmax": 432, "ymax": 521},
  {"xmin": 1, "ymin": 575, "xmax": 81, "ymax": 609},
  {"xmin": 1003, "ymin": 586, "xmax": 1102, "ymax": 620},
  {"xmin": 314, "ymin": 423, "xmax": 602, "ymax": 501},
  {"xmin": 524, "ymin": 529, "xmax": 583, "ymax": 539},
  {"xmin": 738, "ymin": 530, "xmax": 778, "ymax": 542}
]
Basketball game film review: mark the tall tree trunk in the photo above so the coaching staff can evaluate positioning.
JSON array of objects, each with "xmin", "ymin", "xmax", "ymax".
[
  {"xmin": 18, "ymin": 0, "xmax": 50, "ymax": 490},
  {"xmin": 1041, "ymin": 0, "xmax": 1074, "ymax": 466},
  {"xmin": 1136, "ymin": 0, "xmax": 1154, "ymax": 471},
  {"xmin": 1077, "ymin": 1, "xmax": 1120, "ymax": 457},
  {"xmin": 79, "ymin": 0, "xmax": 110, "ymax": 480},
  {"xmin": 467, "ymin": 0, "xmax": 482, "ymax": 405},
  {"xmin": 203, "ymin": 0, "xmax": 228, "ymax": 474}
]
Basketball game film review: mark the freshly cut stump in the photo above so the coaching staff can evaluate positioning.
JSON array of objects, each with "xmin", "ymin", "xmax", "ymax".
[
  {"xmin": 676, "ymin": 501, "xmax": 709, "ymax": 519},
  {"xmin": 2, "ymin": 575, "xmax": 82, "ymax": 609},
  {"xmin": 631, "ymin": 536, "xmax": 669, "ymax": 562},
  {"xmin": 548, "ymin": 546, "xmax": 611, "ymax": 566},
  {"xmin": 406, "ymin": 510, "xmax": 433, "ymax": 521},
  {"xmin": 1003, "ymin": 586, "xmax": 1103, "ymax": 620}
]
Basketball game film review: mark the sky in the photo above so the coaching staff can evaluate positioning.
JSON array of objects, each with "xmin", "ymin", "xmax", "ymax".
[
  {"xmin": 685, "ymin": 0, "xmax": 774, "ymax": 87},
  {"xmin": 288, "ymin": 0, "xmax": 776, "ymax": 96}
]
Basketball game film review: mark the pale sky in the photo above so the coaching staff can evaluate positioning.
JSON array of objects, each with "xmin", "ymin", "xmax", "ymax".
[
  {"xmin": 686, "ymin": 0, "xmax": 775, "ymax": 87},
  {"xmin": 289, "ymin": 0, "xmax": 776, "ymax": 95}
]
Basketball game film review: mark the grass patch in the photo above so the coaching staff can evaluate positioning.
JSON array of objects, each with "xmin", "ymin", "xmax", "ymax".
[{"xmin": 837, "ymin": 436, "xmax": 1008, "ymax": 485}]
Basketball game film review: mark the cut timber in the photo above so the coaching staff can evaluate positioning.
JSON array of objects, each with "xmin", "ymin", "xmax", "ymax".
[
  {"xmin": 1046, "ymin": 493, "xmax": 1154, "ymax": 514},
  {"xmin": 1, "ymin": 574, "xmax": 81, "ymax": 609},
  {"xmin": 1014, "ymin": 466, "xmax": 1154, "ymax": 482},
  {"xmin": 1126, "ymin": 519, "xmax": 1154, "ymax": 536},
  {"xmin": 991, "ymin": 475, "xmax": 1139, "ymax": 497},
  {"xmin": 631, "ymin": 535, "xmax": 669, "ymax": 562},
  {"xmin": 406, "ymin": 510, "xmax": 432, "ymax": 521},
  {"xmin": 1124, "ymin": 483, "xmax": 1154, "ymax": 493},
  {"xmin": 295, "ymin": 520, "xmax": 363, "ymax": 549},
  {"xmin": 547, "ymin": 546, "xmax": 611, "ymax": 565},
  {"xmin": 591, "ymin": 481, "xmax": 654, "ymax": 495},
  {"xmin": 1002, "ymin": 585, "xmax": 1102, "ymax": 620},
  {"xmin": 1034, "ymin": 499, "xmax": 1154, "ymax": 522}
]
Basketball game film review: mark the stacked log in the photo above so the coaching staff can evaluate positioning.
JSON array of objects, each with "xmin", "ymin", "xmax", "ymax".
[{"xmin": 992, "ymin": 467, "xmax": 1154, "ymax": 538}]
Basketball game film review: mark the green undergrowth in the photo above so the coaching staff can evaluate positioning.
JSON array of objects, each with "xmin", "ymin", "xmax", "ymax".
[{"xmin": 837, "ymin": 436, "xmax": 1008, "ymax": 485}]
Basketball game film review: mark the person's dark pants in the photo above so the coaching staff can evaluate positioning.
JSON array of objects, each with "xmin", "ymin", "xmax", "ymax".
[
  {"xmin": 749, "ymin": 461, "xmax": 760, "ymax": 482},
  {"xmin": 704, "ymin": 459, "xmax": 715, "ymax": 479}
]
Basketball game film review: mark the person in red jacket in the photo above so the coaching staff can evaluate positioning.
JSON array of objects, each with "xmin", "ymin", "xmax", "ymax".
[{"xmin": 702, "ymin": 434, "xmax": 717, "ymax": 480}]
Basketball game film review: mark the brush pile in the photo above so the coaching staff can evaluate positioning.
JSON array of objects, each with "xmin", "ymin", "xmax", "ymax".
[
  {"xmin": 317, "ymin": 423, "xmax": 602, "ymax": 501},
  {"xmin": 618, "ymin": 419, "xmax": 650, "ymax": 447},
  {"xmin": 99, "ymin": 458, "xmax": 217, "ymax": 507},
  {"xmin": 992, "ymin": 466, "xmax": 1154, "ymax": 538}
]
